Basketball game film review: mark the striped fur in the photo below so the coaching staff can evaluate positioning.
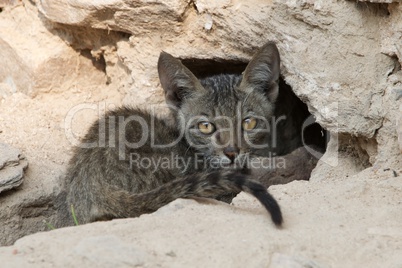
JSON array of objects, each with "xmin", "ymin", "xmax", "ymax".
[{"xmin": 58, "ymin": 42, "xmax": 283, "ymax": 227}]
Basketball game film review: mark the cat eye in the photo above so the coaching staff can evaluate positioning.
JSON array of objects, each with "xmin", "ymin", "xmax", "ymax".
[
  {"xmin": 242, "ymin": 117, "xmax": 257, "ymax": 131},
  {"xmin": 198, "ymin": 121, "xmax": 216, "ymax": 134}
]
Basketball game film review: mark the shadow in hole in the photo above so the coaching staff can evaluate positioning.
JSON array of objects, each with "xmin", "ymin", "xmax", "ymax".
[{"xmin": 182, "ymin": 56, "xmax": 328, "ymax": 188}]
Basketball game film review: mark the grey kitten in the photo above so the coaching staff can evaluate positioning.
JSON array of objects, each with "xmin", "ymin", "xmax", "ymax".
[{"xmin": 59, "ymin": 42, "xmax": 283, "ymax": 227}]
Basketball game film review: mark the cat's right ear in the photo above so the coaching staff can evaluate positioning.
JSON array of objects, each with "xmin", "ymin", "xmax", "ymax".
[
  {"xmin": 158, "ymin": 51, "xmax": 204, "ymax": 108},
  {"xmin": 240, "ymin": 42, "xmax": 281, "ymax": 103}
]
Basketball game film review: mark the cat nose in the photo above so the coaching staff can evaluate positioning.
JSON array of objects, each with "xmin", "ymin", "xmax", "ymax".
[{"xmin": 223, "ymin": 147, "xmax": 240, "ymax": 162}]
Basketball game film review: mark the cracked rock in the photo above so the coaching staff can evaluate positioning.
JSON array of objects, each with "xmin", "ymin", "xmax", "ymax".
[{"xmin": 0, "ymin": 143, "xmax": 28, "ymax": 194}]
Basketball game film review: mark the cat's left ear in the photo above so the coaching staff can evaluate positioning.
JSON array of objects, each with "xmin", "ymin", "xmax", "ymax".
[
  {"xmin": 158, "ymin": 51, "xmax": 204, "ymax": 108},
  {"xmin": 239, "ymin": 42, "xmax": 280, "ymax": 103}
]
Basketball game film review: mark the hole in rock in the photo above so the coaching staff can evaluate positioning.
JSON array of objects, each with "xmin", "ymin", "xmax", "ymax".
[
  {"xmin": 388, "ymin": 55, "xmax": 402, "ymax": 76},
  {"xmin": 182, "ymin": 57, "xmax": 328, "ymax": 186},
  {"xmin": 338, "ymin": 133, "xmax": 375, "ymax": 170},
  {"xmin": 181, "ymin": 58, "xmax": 247, "ymax": 78},
  {"xmin": 355, "ymin": 2, "xmax": 389, "ymax": 17},
  {"xmin": 80, "ymin": 49, "xmax": 107, "ymax": 74}
]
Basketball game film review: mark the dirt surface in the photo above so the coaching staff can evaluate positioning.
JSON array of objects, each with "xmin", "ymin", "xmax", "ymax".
[
  {"xmin": 0, "ymin": 83, "xmax": 122, "ymax": 179},
  {"xmin": 0, "ymin": 168, "xmax": 401, "ymax": 267},
  {"xmin": 0, "ymin": 83, "xmax": 123, "ymax": 245}
]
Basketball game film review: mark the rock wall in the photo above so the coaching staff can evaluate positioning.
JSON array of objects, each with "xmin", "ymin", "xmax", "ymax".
[
  {"xmin": 0, "ymin": 0, "xmax": 401, "ymax": 257},
  {"xmin": 38, "ymin": 0, "xmax": 402, "ymax": 171}
]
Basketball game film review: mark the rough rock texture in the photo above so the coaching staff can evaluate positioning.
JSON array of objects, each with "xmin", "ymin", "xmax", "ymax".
[
  {"xmin": 0, "ymin": 172, "xmax": 402, "ymax": 267},
  {"xmin": 0, "ymin": 0, "xmax": 401, "ymax": 266},
  {"xmin": 0, "ymin": 143, "xmax": 28, "ymax": 193},
  {"xmin": 39, "ymin": 0, "xmax": 190, "ymax": 34},
  {"xmin": 37, "ymin": 0, "xmax": 401, "ymax": 169},
  {"xmin": 0, "ymin": 0, "xmax": 125, "ymax": 246},
  {"xmin": 0, "ymin": 3, "xmax": 109, "ymax": 98}
]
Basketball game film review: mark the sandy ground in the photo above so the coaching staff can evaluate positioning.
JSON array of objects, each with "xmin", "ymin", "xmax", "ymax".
[
  {"xmin": 0, "ymin": 85, "xmax": 402, "ymax": 267},
  {"xmin": 0, "ymin": 172, "xmax": 401, "ymax": 267},
  {"xmin": 0, "ymin": 83, "xmax": 124, "ymax": 245}
]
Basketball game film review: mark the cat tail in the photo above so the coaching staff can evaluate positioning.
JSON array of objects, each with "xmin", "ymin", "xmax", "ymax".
[
  {"xmin": 63, "ymin": 171, "xmax": 283, "ymax": 227},
  {"xmin": 105, "ymin": 171, "xmax": 283, "ymax": 227},
  {"xmin": 185, "ymin": 171, "xmax": 283, "ymax": 226}
]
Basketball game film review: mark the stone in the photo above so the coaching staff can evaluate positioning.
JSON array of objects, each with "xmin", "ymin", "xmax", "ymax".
[
  {"xmin": 40, "ymin": 0, "xmax": 395, "ymax": 137},
  {"xmin": 0, "ymin": 2, "xmax": 107, "ymax": 97},
  {"xmin": 0, "ymin": 143, "xmax": 28, "ymax": 193},
  {"xmin": 38, "ymin": 0, "xmax": 190, "ymax": 34},
  {"xmin": 36, "ymin": 1, "xmax": 401, "ymax": 181},
  {"xmin": 39, "ymin": 0, "xmax": 399, "ymax": 182},
  {"xmin": 0, "ymin": 174, "xmax": 401, "ymax": 267}
]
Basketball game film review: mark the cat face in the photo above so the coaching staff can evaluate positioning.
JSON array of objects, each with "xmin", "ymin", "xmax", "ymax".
[
  {"xmin": 158, "ymin": 42, "xmax": 280, "ymax": 169},
  {"xmin": 178, "ymin": 75, "xmax": 275, "ymax": 168}
]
